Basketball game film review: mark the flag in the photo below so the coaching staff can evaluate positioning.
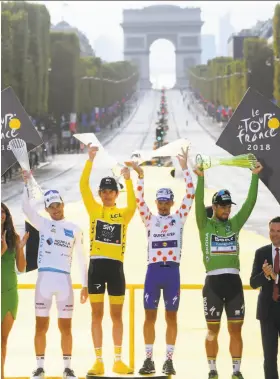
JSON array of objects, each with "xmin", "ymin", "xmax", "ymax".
[
  {"xmin": 1, "ymin": 87, "xmax": 43, "ymax": 175},
  {"xmin": 216, "ymin": 87, "xmax": 280, "ymax": 204},
  {"xmin": 69, "ymin": 113, "xmax": 77, "ymax": 133},
  {"xmin": 81, "ymin": 113, "xmax": 88, "ymax": 128}
]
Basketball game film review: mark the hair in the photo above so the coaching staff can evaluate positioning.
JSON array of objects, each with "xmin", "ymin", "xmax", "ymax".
[
  {"xmin": 1, "ymin": 202, "xmax": 18, "ymax": 250},
  {"xmin": 269, "ymin": 216, "xmax": 280, "ymax": 224}
]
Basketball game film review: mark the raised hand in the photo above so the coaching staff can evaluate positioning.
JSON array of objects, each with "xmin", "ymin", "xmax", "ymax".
[
  {"xmin": 177, "ymin": 146, "xmax": 189, "ymax": 170},
  {"xmin": 88, "ymin": 144, "xmax": 99, "ymax": 161},
  {"xmin": 22, "ymin": 170, "xmax": 32, "ymax": 183},
  {"xmin": 126, "ymin": 161, "xmax": 144, "ymax": 177},
  {"xmin": 252, "ymin": 161, "xmax": 263, "ymax": 175},
  {"xmin": 121, "ymin": 166, "xmax": 131, "ymax": 180},
  {"xmin": 193, "ymin": 164, "xmax": 204, "ymax": 177}
]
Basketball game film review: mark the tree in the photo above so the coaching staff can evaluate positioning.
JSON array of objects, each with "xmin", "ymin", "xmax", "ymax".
[
  {"xmin": 1, "ymin": 2, "xmax": 50, "ymax": 116},
  {"xmin": 77, "ymin": 59, "xmax": 138, "ymax": 114},
  {"xmin": 243, "ymin": 38, "xmax": 274, "ymax": 99},
  {"xmin": 48, "ymin": 32, "xmax": 81, "ymax": 119},
  {"xmin": 1, "ymin": 10, "xmax": 13, "ymax": 90}
]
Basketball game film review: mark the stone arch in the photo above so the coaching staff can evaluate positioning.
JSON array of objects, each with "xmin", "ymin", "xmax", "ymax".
[{"xmin": 121, "ymin": 5, "xmax": 203, "ymax": 88}]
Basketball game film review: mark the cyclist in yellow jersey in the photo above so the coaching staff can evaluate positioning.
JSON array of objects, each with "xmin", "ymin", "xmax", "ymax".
[{"xmin": 80, "ymin": 145, "xmax": 136, "ymax": 375}]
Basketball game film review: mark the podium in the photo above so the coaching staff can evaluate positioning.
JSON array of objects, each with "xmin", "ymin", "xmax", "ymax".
[{"xmin": 86, "ymin": 374, "xmax": 169, "ymax": 379}]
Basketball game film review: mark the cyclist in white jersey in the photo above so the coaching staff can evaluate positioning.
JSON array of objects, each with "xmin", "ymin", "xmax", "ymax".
[
  {"xmin": 22, "ymin": 171, "xmax": 88, "ymax": 379},
  {"xmin": 130, "ymin": 148, "xmax": 195, "ymax": 375}
]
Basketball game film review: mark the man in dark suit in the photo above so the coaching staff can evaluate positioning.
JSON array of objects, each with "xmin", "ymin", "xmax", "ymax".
[{"xmin": 250, "ymin": 216, "xmax": 280, "ymax": 379}]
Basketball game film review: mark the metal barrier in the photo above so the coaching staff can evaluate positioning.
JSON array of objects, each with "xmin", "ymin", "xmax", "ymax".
[{"xmin": 17, "ymin": 283, "xmax": 255, "ymax": 371}]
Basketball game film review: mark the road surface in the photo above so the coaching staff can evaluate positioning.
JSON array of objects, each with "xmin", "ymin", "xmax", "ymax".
[{"xmin": 3, "ymin": 90, "xmax": 279, "ymax": 378}]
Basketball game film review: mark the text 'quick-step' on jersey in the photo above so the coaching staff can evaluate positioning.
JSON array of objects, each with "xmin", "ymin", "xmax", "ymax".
[
  {"xmin": 79, "ymin": 160, "xmax": 137, "ymax": 262},
  {"xmin": 136, "ymin": 169, "xmax": 195, "ymax": 264},
  {"xmin": 22, "ymin": 186, "xmax": 88, "ymax": 286}
]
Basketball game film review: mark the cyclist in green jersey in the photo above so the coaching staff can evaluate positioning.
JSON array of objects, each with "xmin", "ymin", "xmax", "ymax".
[{"xmin": 194, "ymin": 161, "xmax": 263, "ymax": 379}]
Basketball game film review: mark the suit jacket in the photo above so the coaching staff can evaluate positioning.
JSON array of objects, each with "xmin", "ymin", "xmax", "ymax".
[{"xmin": 250, "ymin": 244, "xmax": 278, "ymax": 320}]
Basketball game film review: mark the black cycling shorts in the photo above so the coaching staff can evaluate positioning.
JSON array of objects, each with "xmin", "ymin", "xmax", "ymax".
[
  {"xmin": 202, "ymin": 274, "xmax": 245, "ymax": 323},
  {"xmin": 88, "ymin": 259, "xmax": 126, "ymax": 300}
]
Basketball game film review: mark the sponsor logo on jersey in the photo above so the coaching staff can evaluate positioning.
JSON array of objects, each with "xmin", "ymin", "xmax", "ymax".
[
  {"xmin": 210, "ymin": 306, "xmax": 216, "ymax": 316},
  {"xmin": 51, "ymin": 225, "xmax": 56, "ymax": 233},
  {"xmin": 54, "ymin": 239, "xmax": 71, "ymax": 248},
  {"xmin": 103, "ymin": 224, "xmax": 115, "ymax": 232},
  {"xmin": 203, "ymin": 297, "xmax": 208, "ymax": 316},
  {"xmin": 225, "ymin": 224, "xmax": 232, "ymax": 234},
  {"xmin": 38, "ymin": 235, "xmax": 45, "ymax": 264},
  {"xmin": 153, "ymin": 232, "xmax": 175, "ymax": 238},
  {"xmin": 64, "ymin": 229, "xmax": 74, "ymax": 238},
  {"xmin": 210, "ymin": 234, "xmax": 237, "ymax": 255},
  {"xmin": 46, "ymin": 237, "xmax": 53, "ymax": 246},
  {"xmin": 110, "ymin": 213, "xmax": 122, "ymax": 219},
  {"xmin": 95, "ymin": 220, "xmax": 122, "ymax": 245},
  {"xmin": 152, "ymin": 240, "xmax": 178, "ymax": 249}
]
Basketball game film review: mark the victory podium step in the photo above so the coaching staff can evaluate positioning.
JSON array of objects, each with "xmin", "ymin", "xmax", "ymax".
[{"xmin": 86, "ymin": 373, "xmax": 169, "ymax": 379}]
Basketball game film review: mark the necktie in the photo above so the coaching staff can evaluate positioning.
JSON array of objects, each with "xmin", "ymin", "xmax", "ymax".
[{"xmin": 272, "ymin": 247, "xmax": 280, "ymax": 302}]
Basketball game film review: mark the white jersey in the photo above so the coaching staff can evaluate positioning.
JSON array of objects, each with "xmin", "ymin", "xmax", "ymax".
[
  {"xmin": 22, "ymin": 186, "xmax": 88, "ymax": 287},
  {"xmin": 136, "ymin": 169, "xmax": 195, "ymax": 264}
]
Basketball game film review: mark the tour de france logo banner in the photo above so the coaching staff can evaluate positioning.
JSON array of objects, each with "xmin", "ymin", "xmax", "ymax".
[
  {"xmin": 216, "ymin": 87, "xmax": 280, "ymax": 204},
  {"xmin": 1, "ymin": 86, "xmax": 43, "ymax": 175}
]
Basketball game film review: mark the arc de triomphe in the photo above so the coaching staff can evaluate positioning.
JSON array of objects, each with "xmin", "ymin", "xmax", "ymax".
[{"xmin": 121, "ymin": 5, "xmax": 203, "ymax": 89}]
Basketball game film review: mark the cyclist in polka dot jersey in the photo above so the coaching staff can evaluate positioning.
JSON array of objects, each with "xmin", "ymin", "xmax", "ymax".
[{"xmin": 130, "ymin": 147, "xmax": 194, "ymax": 376}]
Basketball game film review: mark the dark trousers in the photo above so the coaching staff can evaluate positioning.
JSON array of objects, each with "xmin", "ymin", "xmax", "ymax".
[{"xmin": 260, "ymin": 303, "xmax": 280, "ymax": 379}]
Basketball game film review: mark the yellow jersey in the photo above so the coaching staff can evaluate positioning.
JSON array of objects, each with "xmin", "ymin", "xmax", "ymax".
[{"xmin": 80, "ymin": 160, "xmax": 136, "ymax": 262}]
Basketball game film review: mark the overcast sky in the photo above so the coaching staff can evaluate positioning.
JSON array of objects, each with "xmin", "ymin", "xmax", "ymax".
[
  {"xmin": 30, "ymin": 1, "xmax": 279, "ymax": 85},
  {"xmin": 36, "ymin": 1, "xmax": 278, "ymax": 45}
]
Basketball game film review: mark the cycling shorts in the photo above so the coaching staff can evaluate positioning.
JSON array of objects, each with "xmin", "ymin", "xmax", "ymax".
[
  {"xmin": 88, "ymin": 259, "xmax": 125, "ymax": 304},
  {"xmin": 144, "ymin": 261, "xmax": 180, "ymax": 311},
  {"xmin": 202, "ymin": 274, "xmax": 245, "ymax": 324},
  {"xmin": 35, "ymin": 271, "xmax": 74, "ymax": 318}
]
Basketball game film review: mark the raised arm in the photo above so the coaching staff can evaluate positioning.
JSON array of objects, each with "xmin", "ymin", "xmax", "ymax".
[
  {"xmin": 194, "ymin": 169, "xmax": 208, "ymax": 230},
  {"xmin": 174, "ymin": 147, "xmax": 195, "ymax": 223},
  {"xmin": 129, "ymin": 162, "xmax": 153, "ymax": 227},
  {"xmin": 22, "ymin": 185, "xmax": 45, "ymax": 231},
  {"xmin": 231, "ymin": 170, "xmax": 260, "ymax": 230},
  {"xmin": 136, "ymin": 176, "xmax": 153, "ymax": 227},
  {"xmin": 119, "ymin": 167, "xmax": 137, "ymax": 223},
  {"xmin": 176, "ymin": 169, "xmax": 195, "ymax": 224},
  {"xmin": 80, "ymin": 146, "xmax": 101, "ymax": 215}
]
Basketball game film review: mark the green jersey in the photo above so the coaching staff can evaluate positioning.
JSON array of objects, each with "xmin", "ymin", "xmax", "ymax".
[{"xmin": 195, "ymin": 174, "xmax": 259, "ymax": 272}]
